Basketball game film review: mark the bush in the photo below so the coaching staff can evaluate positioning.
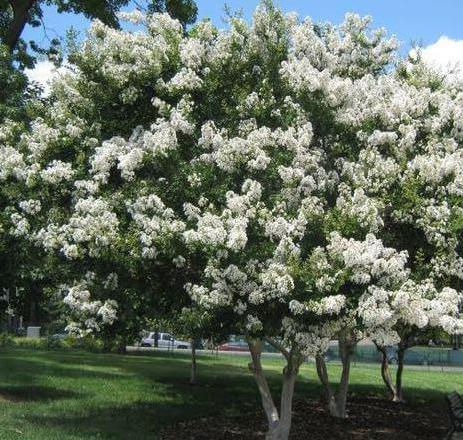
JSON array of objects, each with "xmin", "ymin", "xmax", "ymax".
[
  {"xmin": 4, "ymin": 334, "xmax": 124, "ymax": 353},
  {"xmin": 10, "ymin": 335, "xmax": 105, "ymax": 352},
  {"xmin": 65, "ymin": 335, "xmax": 105, "ymax": 352},
  {"xmin": 14, "ymin": 337, "xmax": 48, "ymax": 350},
  {"xmin": 0, "ymin": 333, "xmax": 16, "ymax": 347}
]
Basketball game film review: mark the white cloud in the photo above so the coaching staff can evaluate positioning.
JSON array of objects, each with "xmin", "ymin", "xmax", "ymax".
[
  {"xmin": 24, "ymin": 60, "xmax": 68, "ymax": 95},
  {"xmin": 418, "ymin": 36, "xmax": 463, "ymax": 78}
]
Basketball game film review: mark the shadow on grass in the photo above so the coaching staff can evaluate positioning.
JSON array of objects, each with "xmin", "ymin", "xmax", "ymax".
[
  {"xmin": 19, "ymin": 353, "xmax": 265, "ymax": 438},
  {"xmin": 0, "ymin": 385, "xmax": 82, "ymax": 402},
  {"xmin": 23, "ymin": 383, "xmax": 449, "ymax": 440},
  {"xmin": 1, "ymin": 349, "xmax": 452, "ymax": 439},
  {"xmin": 0, "ymin": 351, "xmax": 132, "ymax": 381},
  {"xmin": 25, "ymin": 401, "xmax": 195, "ymax": 439}
]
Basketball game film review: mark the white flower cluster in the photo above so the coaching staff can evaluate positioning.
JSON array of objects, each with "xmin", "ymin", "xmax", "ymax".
[
  {"xmin": 340, "ymin": 148, "xmax": 400, "ymax": 196},
  {"xmin": 127, "ymin": 194, "xmax": 186, "ymax": 258},
  {"xmin": 63, "ymin": 283, "xmax": 118, "ymax": 336},
  {"xmin": 336, "ymin": 185, "xmax": 384, "ymax": 232},
  {"xmin": 82, "ymin": 13, "xmax": 182, "ymax": 88},
  {"xmin": 19, "ymin": 199, "xmax": 41, "ymax": 215},
  {"xmin": 358, "ymin": 280, "xmax": 463, "ymax": 346},
  {"xmin": 40, "ymin": 160, "xmax": 74, "ymax": 184},
  {"xmin": 90, "ymin": 118, "xmax": 181, "ymax": 183},
  {"xmin": 0, "ymin": 147, "xmax": 26, "ymax": 181},
  {"xmin": 36, "ymin": 197, "xmax": 119, "ymax": 259},
  {"xmin": 10, "ymin": 213, "xmax": 30, "ymax": 237},
  {"xmin": 282, "ymin": 318, "xmax": 340, "ymax": 357},
  {"xmin": 184, "ymin": 179, "xmax": 262, "ymax": 252},
  {"xmin": 326, "ymin": 232, "xmax": 409, "ymax": 287},
  {"xmin": 307, "ymin": 295, "xmax": 347, "ymax": 316}
]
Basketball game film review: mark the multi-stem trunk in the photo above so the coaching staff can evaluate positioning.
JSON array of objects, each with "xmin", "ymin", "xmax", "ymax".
[
  {"xmin": 376, "ymin": 344, "xmax": 397, "ymax": 400},
  {"xmin": 190, "ymin": 341, "xmax": 198, "ymax": 385},
  {"xmin": 315, "ymin": 331, "xmax": 356, "ymax": 419},
  {"xmin": 375, "ymin": 342, "xmax": 406, "ymax": 403},
  {"xmin": 248, "ymin": 339, "xmax": 301, "ymax": 440}
]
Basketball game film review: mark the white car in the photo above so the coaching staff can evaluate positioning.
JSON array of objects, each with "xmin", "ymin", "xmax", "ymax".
[{"xmin": 141, "ymin": 332, "xmax": 191, "ymax": 349}]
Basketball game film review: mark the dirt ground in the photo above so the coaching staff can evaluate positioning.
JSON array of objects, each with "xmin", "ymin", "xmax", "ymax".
[{"xmin": 160, "ymin": 396, "xmax": 450, "ymax": 439}]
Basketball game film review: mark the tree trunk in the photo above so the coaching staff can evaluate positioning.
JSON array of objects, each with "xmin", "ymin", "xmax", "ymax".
[
  {"xmin": 336, "ymin": 334, "xmax": 355, "ymax": 418},
  {"xmin": 315, "ymin": 354, "xmax": 337, "ymax": 415},
  {"xmin": 315, "ymin": 332, "xmax": 356, "ymax": 419},
  {"xmin": 190, "ymin": 342, "xmax": 198, "ymax": 385},
  {"xmin": 271, "ymin": 363, "xmax": 298, "ymax": 440},
  {"xmin": 5, "ymin": 0, "xmax": 36, "ymax": 52},
  {"xmin": 248, "ymin": 341, "xmax": 279, "ymax": 431},
  {"xmin": 376, "ymin": 345, "xmax": 398, "ymax": 401},
  {"xmin": 103, "ymin": 335, "xmax": 111, "ymax": 352},
  {"xmin": 29, "ymin": 297, "xmax": 37, "ymax": 326},
  {"xmin": 394, "ymin": 345, "xmax": 405, "ymax": 403},
  {"xmin": 375, "ymin": 343, "xmax": 397, "ymax": 402},
  {"xmin": 117, "ymin": 336, "xmax": 127, "ymax": 354},
  {"xmin": 375, "ymin": 342, "xmax": 405, "ymax": 402},
  {"xmin": 28, "ymin": 284, "xmax": 43, "ymax": 327},
  {"xmin": 248, "ymin": 340, "xmax": 301, "ymax": 440}
]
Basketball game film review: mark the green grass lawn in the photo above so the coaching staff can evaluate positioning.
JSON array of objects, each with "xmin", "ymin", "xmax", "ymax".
[{"xmin": 0, "ymin": 348, "xmax": 460, "ymax": 439}]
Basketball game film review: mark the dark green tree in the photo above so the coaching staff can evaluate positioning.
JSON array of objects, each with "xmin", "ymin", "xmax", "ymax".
[{"xmin": 148, "ymin": 0, "xmax": 197, "ymax": 28}]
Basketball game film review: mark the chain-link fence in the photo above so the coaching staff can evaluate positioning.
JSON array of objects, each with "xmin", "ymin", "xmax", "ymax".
[{"xmin": 325, "ymin": 343, "xmax": 463, "ymax": 367}]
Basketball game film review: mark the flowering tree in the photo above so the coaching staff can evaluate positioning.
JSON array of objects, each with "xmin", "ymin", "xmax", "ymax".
[
  {"xmin": 170, "ymin": 307, "xmax": 230, "ymax": 384},
  {"xmin": 1, "ymin": 2, "xmax": 463, "ymax": 439},
  {"xmin": 180, "ymin": 6, "xmax": 463, "ymax": 435},
  {"xmin": 0, "ymin": 118, "xmax": 64, "ymax": 330},
  {"xmin": 291, "ymin": 233, "xmax": 409, "ymax": 418},
  {"xmin": 0, "ymin": 12, "xmax": 201, "ymax": 339},
  {"xmin": 353, "ymin": 54, "xmax": 463, "ymax": 401},
  {"xmin": 359, "ymin": 280, "xmax": 463, "ymax": 402}
]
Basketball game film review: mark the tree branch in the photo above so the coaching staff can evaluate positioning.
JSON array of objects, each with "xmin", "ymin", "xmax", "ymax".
[
  {"xmin": 6, "ymin": 0, "xmax": 37, "ymax": 52},
  {"xmin": 264, "ymin": 337, "xmax": 290, "ymax": 361}
]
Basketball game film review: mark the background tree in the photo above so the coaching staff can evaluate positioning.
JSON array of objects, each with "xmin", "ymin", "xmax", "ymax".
[
  {"xmin": 173, "ymin": 307, "xmax": 230, "ymax": 384},
  {"xmin": 0, "ymin": 0, "xmax": 198, "ymax": 68},
  {"xmin": 290, "ymin": 233, "xmax": 410, "ymax": 419},
  {"xmin": 148, "ymin": 0, "xmax": 197, "ymax": 29},
  {"xmin": 359, "ymin": 280, "xmax": 463, "ymax": 402}
]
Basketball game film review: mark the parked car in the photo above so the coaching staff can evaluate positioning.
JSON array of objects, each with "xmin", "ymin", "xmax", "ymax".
[
  {"xmin": 140, "ymin": 332, "xmax": 191, "ymax": 349},
  {"xmin": 218, "ymin": 341, "xmax": 250, "ymax": 352},
  {"xmin": 51, "ymin": 332, "xmax": 69, "ymax": 340}
]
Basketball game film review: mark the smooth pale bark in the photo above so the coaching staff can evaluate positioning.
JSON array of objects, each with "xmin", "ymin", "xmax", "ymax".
[
  {"xmin": 315, "ymin": 331, "xmax": 356, "ymax": 419},
  {"xmin": 190, "ymin": 342, "xmax": 198, "ymax": 385},
  {"xmin": 248, "ymin": 339, "xmax": 301, "ymax": 440},
  {"xmin": 315, "ymin": 354, "xmax": 336, "ymax": 413},
  {"xmin": 336, "ymin": 334, "xmax": 355, "ymax": 417}
]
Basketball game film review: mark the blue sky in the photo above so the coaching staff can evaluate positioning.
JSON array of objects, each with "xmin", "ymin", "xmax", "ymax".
[
  {"xmin": 22, "ymin": 0, "xmax": 463, "ymax": 54},
  {"xmin": 24, "ymin": 0, "xmax": 463, "ymax": 87}
]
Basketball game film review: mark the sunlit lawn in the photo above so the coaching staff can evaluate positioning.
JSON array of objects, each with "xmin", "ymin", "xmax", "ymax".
[{"xmin": 0, "ymin": 348, "xmax": 460, "ymax": 439}]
